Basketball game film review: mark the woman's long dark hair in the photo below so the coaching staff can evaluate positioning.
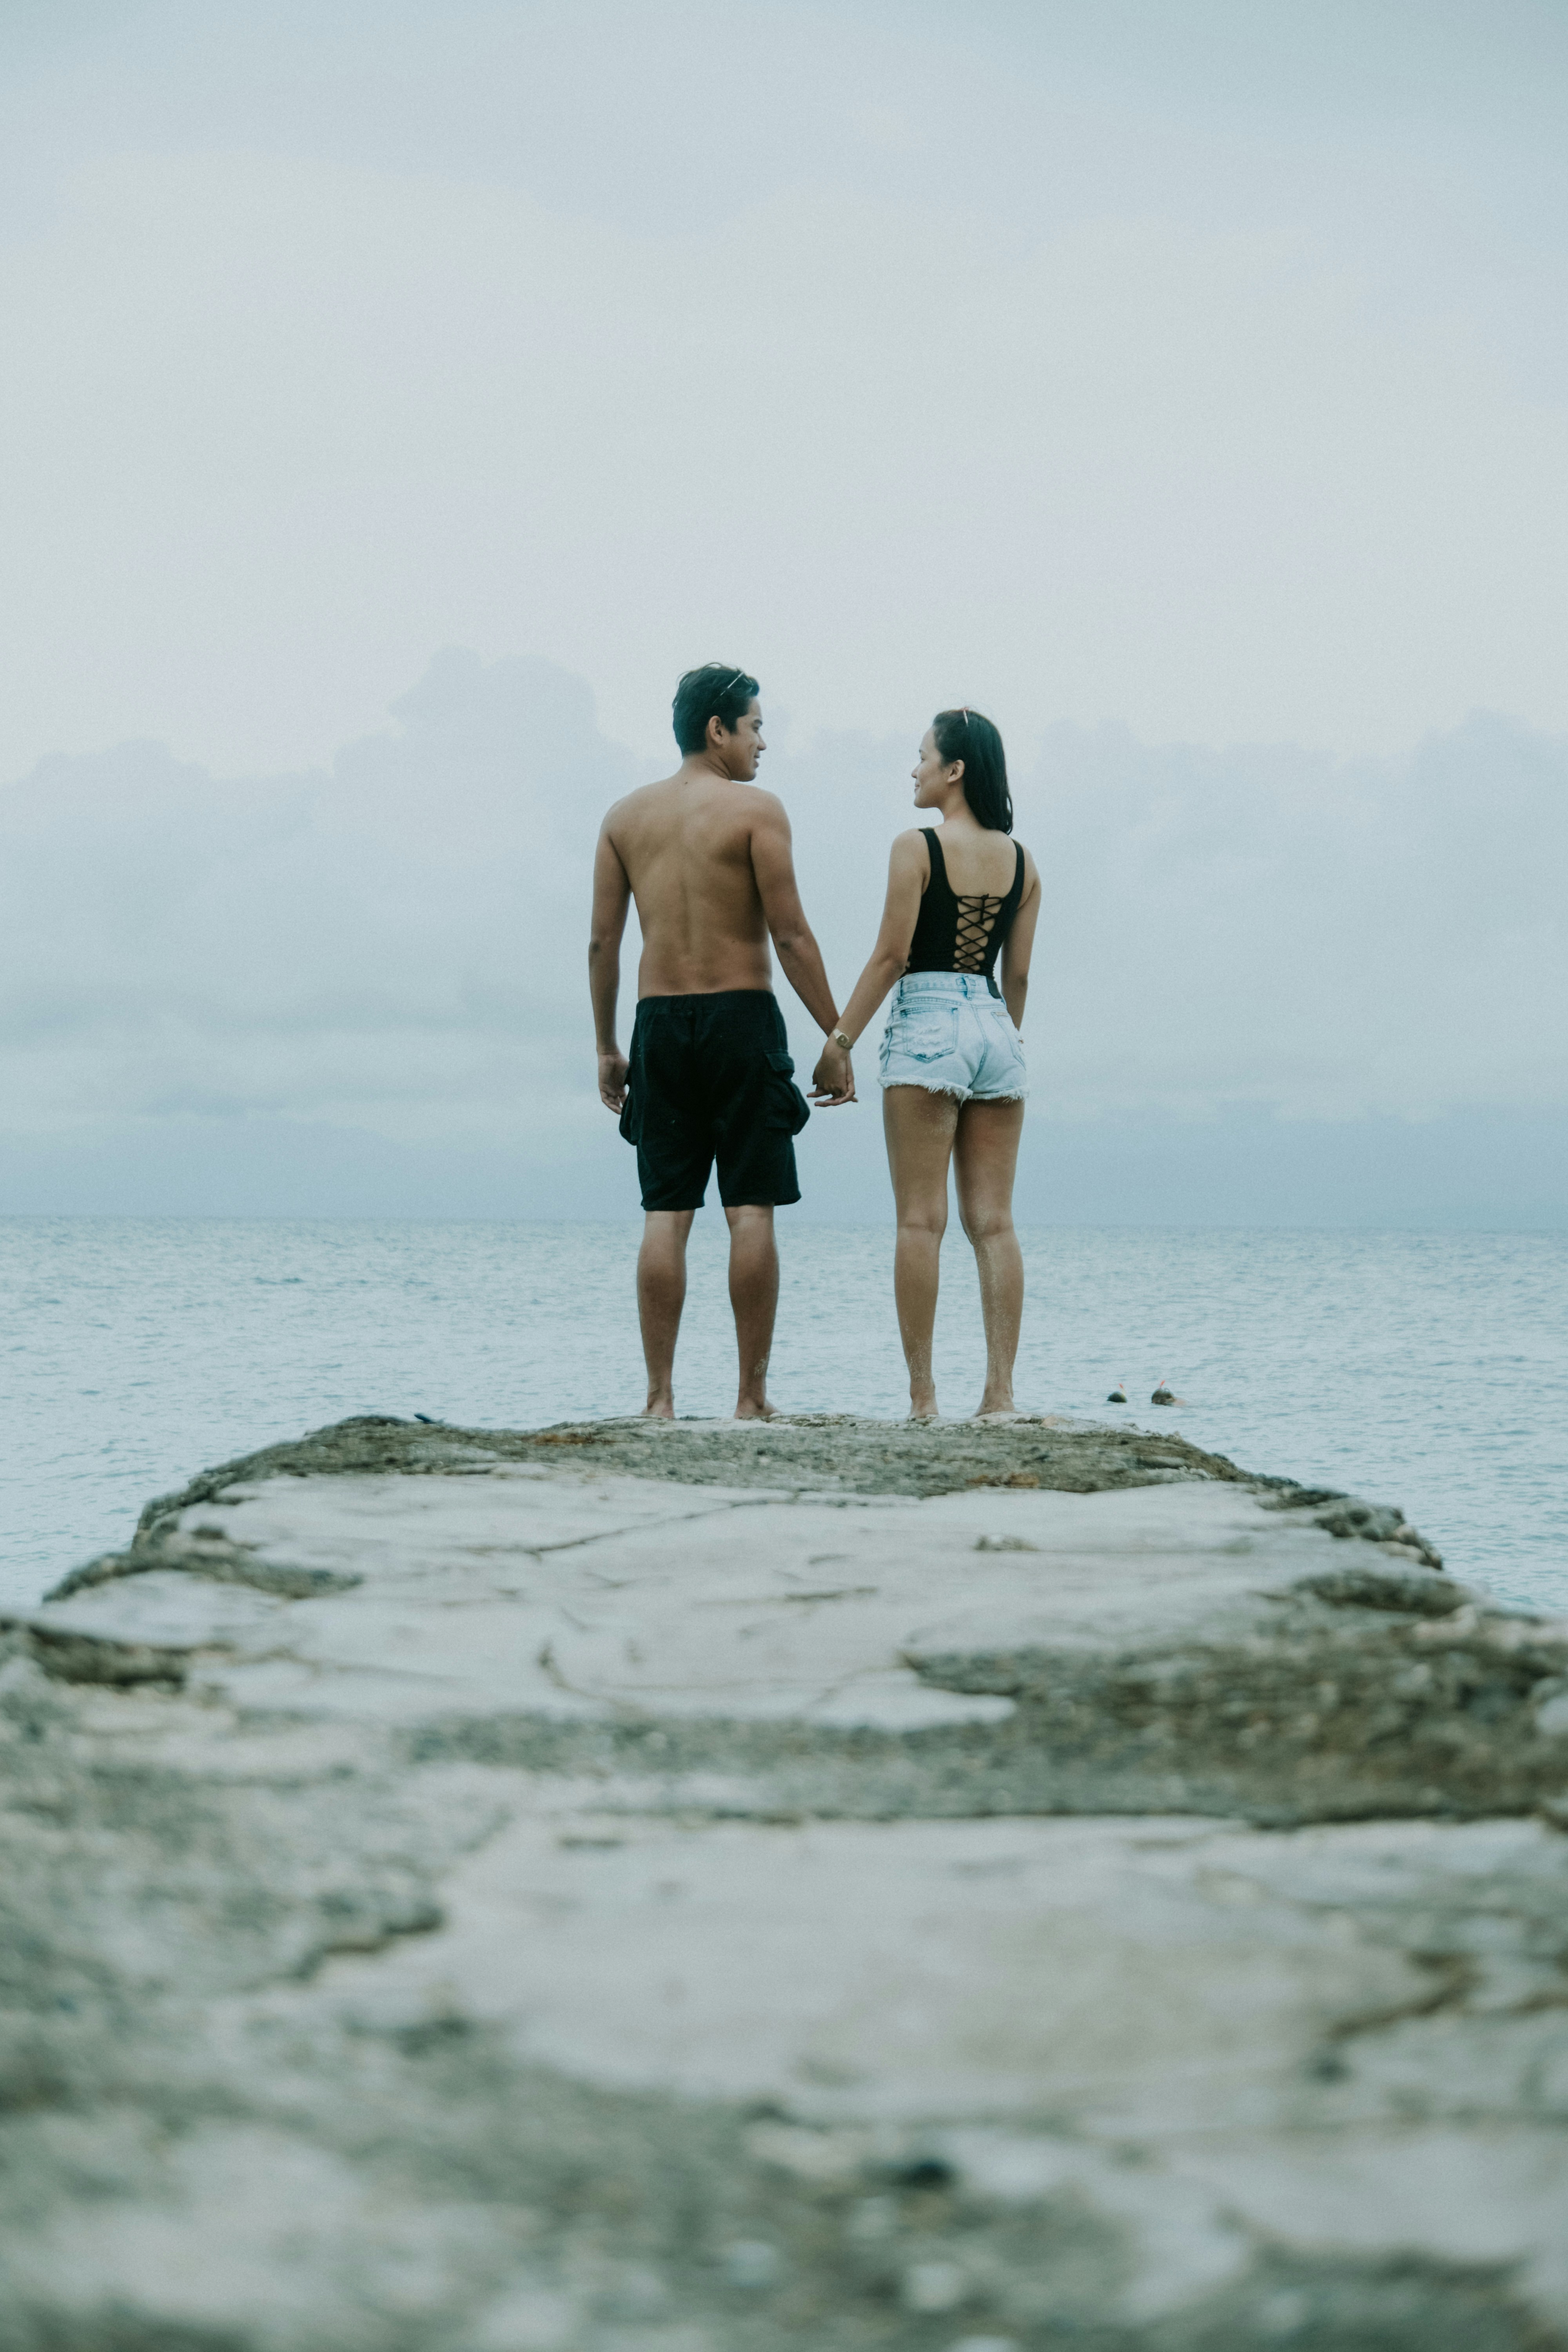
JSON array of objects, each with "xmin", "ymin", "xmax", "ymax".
[{"xmin": 933, "ymin": 707, "xmax": 1012, "ymax": 833}]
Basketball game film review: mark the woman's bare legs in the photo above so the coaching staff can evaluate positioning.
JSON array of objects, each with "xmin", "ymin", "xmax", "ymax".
[
  {"xmin": 883, "ymin": 1085, "xmax": 962, "ymax": 1417},
  {"xmin": 954, "ymin": 1097, "xmax": 1026, "ymax": 1415}
]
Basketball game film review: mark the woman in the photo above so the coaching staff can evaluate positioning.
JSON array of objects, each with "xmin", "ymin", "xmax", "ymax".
[{"xmin": 813, "ymin": 709, "xmax": 1040, "ymax": 1419}]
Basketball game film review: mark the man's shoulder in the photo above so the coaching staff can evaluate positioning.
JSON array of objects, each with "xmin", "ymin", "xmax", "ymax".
[
  {"xmin": 602, "ymin": 775, "xmax": 778, "ymax": 853},
  {"xmin": 692, "ymin": 782, "xmax": 786, "ymax": 859},
  {"xmin": 742, "ymin": 783, "xmax": 788, "ymax": 826},
  {"xmin": 602, "ymin": 775, "xmax": 674, "ymax": 830}
]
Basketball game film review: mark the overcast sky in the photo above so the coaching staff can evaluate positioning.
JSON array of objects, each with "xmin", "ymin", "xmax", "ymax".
[{"xmin": 2, "ymin": 1, "xmax": 1565, "ymax": 1221}]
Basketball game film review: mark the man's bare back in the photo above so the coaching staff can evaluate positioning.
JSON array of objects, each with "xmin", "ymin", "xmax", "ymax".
[
  {"xmin": 602, "ymin": 768, "xmax": 781, "ymax": 1001},
  {"xmin": 589, "ymin": 693, "xmax": 848, "ymax": 1107}
]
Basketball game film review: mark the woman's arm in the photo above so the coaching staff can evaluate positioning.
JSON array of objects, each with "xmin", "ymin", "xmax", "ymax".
[
  {"xmin": 810, "ymin": 832, "xmax": 928, "ymax": 1096},
  {"xmin": 999, "ymin": 847, "xmax": 1040, "ymax": 1032},
  {"xmin": 835, "ymin": 831, "xmax": 929, "ymax": 1042}
]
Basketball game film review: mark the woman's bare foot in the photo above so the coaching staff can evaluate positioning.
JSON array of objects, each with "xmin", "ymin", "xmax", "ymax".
[
  {"xmin": 734, "ymin": 1396, "xmax": 779, "ymax": 1420},
  {"xmin": 908, "ymin": 1386, "xmax": 940, "ymax": 1421},
  {"xmin": 641, "ymin": 1392, "xmax": 676, "ymax": 1419},
  {"xmin": 973, "ymin": 1399, "xmax": 1016, "ymax": 1421}
]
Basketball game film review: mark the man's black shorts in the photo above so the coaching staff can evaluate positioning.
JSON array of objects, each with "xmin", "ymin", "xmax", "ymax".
[{"xmin": 619, "ymin": 991, "xmax": 809, "ymax": 1211}]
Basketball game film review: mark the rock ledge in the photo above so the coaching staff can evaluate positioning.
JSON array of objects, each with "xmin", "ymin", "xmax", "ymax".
[{"xmin": 2, "ymin": 1415, "xmax": 1566, "ymax": 2350}]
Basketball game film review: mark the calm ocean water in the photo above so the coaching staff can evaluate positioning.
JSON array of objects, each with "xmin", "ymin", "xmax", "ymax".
[{"xmin": 1, "ymin": 1218, "xmax": 1563, "ymax": 1617}]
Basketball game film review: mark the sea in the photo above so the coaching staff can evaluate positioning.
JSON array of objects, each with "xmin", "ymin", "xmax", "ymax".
[{"xmin": 1, "ymin": 1218, "xmax": 1563, "ymax": 1618}]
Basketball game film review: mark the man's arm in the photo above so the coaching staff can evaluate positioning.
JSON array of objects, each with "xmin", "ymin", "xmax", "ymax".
[
  {"xmin": 749, "ymin": 797, "xmax": 837, "ymax": 1031},
  {"xmin": 748, "ymin": 795, "xmax": 853, "ymax": 1100},
  {"xmin": 589, "ymin": 820, "xmax": 633, "ymax": 1111}
]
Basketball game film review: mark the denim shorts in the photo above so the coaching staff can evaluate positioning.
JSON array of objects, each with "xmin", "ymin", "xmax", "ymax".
[{"xmin": 878, "ymin": 972, "xmax": 1029, "ymax": 1102}]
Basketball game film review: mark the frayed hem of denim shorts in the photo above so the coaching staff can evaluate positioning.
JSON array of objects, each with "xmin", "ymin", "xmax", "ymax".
[{"xmin": 878, "ymin": 1076, "xmax": 1029, "ymax": 1103}]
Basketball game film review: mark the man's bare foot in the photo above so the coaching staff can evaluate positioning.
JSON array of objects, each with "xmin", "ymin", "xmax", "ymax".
[
  {"xmin": 641, "ymin": 1394, "xmax": 675, "ymax": 1419},
  {"xmin": 973, "ymin": 1401, "xmax": 1017, "ymax": 1421},
  {"xmin": 734, "ymin": 1396, "xmax": 779, "ymax": 1421},
  {"xmin": 908, "ymin": 1389, "xmax": 940, "ymax": 1421}
]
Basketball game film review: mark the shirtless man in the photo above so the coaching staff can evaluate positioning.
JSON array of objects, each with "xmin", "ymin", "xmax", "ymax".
[{"xmin": 590, "ymin": 664, "xmax": 853, "ymax": 1419}]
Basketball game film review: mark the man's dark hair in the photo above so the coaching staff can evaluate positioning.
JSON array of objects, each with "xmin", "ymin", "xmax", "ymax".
[
  {"xmin": 673, "ymin": 664, "xmax": 759, "ymax": 755},
  {"xmin": 933, "ymin": 707, "xmax": 1013, "ymax": 833}
]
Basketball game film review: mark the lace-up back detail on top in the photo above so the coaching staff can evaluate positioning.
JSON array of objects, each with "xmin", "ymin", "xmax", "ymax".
[{"xmin": 904, "ymin": 828, "xmax": 1025, "ymax": 994}]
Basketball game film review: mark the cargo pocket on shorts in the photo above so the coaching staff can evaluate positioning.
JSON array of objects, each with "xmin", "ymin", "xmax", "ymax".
[
  {"xmin": 764, "ymin": 1047, "xmax": 811, "ymax": 1133},
  {"xmin": 617, "ymin": 1087, "xmax": 642, "ymax": 1145},
  {"xmin": 898, "ymin": 1004, "xmax": 960, "ymax": 1063}
]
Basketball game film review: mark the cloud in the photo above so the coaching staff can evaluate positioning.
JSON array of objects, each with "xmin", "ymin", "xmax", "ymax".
[
  {"xmin": 1020, "ymin": 713, "xmax": 1568, "ymax": 1119},
  {"xmin": 779, "ymin": 704, "xmax": 1568, "ymax": 1127},
  {"xmin": 1, "ymin": 650, "xmax": 1563, "ymax": 1222},
  {"xmin": 0, "ymin": 650, "xmax": 632, "ymax": 1145}
]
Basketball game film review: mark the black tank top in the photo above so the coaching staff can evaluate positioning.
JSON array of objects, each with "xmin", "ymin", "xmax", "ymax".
[{"xmin": 905, "ymin": 828, "xmax": 1025, "ymax": 996}]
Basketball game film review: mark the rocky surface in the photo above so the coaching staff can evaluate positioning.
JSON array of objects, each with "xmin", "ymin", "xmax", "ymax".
[{"xmin": 2, "ymin": 1414, "xmax": 1566, "ymax": 2350}]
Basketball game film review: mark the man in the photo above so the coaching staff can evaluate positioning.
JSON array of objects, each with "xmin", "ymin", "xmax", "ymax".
[{"xmin": 590, "ymin": 664, "xmax": 853, "ymax": 1419}]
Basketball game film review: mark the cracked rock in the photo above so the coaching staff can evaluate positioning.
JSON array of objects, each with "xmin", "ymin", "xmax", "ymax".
[{"xmin": 2, "ymin": 1414, "xmax": 1564, "ymax": 2350}]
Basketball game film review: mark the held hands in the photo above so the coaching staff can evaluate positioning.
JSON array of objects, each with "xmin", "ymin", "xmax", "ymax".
[
  {"xmin": 597, "ymin": 1050, "xmax": 629, "ymax": 1112},
  {"xmin": 809, "ymin": 1040, "xmax": 856, "ymax": 1106}
]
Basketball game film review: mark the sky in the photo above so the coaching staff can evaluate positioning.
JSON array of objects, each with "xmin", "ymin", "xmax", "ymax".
[{"xmin": 1, "ymin": 0, "xmax": 1565, "ymax": 1224}]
